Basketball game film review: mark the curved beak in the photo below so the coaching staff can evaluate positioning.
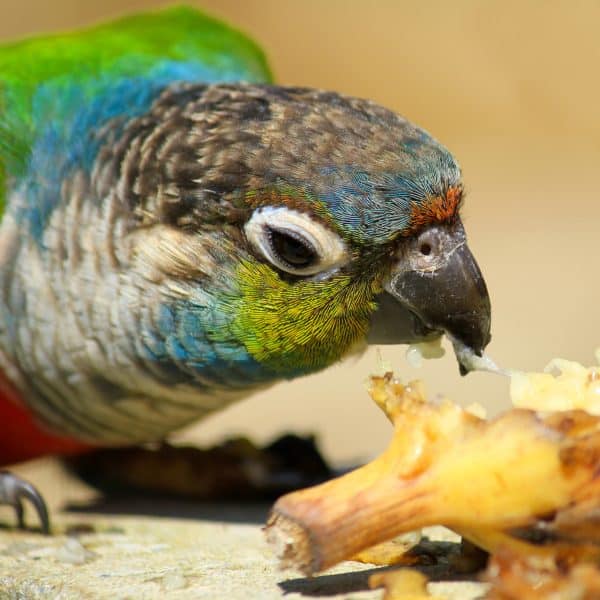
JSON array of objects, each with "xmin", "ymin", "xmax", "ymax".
[{"xmin": 368, "ymin": 223, "xmax": 491, "ymax": 374}]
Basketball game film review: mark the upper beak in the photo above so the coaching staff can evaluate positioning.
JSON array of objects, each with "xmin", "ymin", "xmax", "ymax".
[{"xmin": 367, "ymin": 222, "xmax": 491, "ymax": 374}]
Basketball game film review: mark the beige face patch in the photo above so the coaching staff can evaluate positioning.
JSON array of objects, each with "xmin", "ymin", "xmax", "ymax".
[{"xmin": 131, "ymin": 224, "xmax": 217, "ymax": 284}]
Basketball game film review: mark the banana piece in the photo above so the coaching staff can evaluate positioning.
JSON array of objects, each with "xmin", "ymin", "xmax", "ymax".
[{"xmin": 266, "ymin": 372, "xmax": 600, "ymax": 576}]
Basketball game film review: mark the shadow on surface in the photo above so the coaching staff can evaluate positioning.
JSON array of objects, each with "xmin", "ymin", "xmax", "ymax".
[
  {"xmin": 65, "ymin": 495, "xmax": 271, "ymax": 524},
  {"xmin": 279, "ymin": 563, "xmax": 478, "ymax": 597},
  {"xmin": 280, "ymin": 566, "xmax": 389, "ymax": 597}
]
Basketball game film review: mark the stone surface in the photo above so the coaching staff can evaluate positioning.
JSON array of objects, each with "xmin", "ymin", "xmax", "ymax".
[
  {"xmin": 0, "ymin": 515, "xmax": 488, "ymax": 600},
  {"xmin": 0, "ymin": 512, "xmax": 376, "ymax": 600},
  {"xmin": 0, "ymin": 459, "xmax": 488, "ymax": 599}
]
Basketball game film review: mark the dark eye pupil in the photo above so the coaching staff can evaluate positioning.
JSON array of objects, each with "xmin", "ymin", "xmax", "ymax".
[{"xmin": 268, "ymin": 229, "xmax": 317, "ymax": 269}]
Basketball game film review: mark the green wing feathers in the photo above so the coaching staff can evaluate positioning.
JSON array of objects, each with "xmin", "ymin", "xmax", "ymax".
[{"xmin": 0, "ymin": 5, "xmax": 273, "ymax": 213}]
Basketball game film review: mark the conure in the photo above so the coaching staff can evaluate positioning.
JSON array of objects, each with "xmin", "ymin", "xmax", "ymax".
[{"xmin": 0, "ymin": 7, "xmax": 491, "ymax": 531}]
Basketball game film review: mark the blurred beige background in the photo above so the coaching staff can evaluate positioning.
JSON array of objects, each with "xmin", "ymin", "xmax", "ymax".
[{"xmin": 1, "ymin": 0, "xmax": 599, "ymax": 464}]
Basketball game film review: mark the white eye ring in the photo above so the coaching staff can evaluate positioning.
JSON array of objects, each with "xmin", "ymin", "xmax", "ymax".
[{"xmin": 244, "ymin": 207, "xmax": 348, "ymax": 276}]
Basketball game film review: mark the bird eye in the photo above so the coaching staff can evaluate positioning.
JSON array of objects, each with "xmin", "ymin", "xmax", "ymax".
[
  {"xmin": 267, "ymin": 228, "xmax": 317, "ymax": 269},
  {"xmin": 244, "ymin": 206, "xmax": 348, "ymax": 276}
]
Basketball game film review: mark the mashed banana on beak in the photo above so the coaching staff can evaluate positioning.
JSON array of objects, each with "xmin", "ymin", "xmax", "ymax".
[
  {"xmin": 405, "ymin": 338, "xmax": 445, "ymax": 368},
  {"xmin": 405, "ymin": 336, "xmax": 507, "ymax": 376}
]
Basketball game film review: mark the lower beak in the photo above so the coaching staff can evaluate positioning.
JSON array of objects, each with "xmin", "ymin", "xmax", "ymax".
[{"xmin": 368, "ymin": 239, "xmax": 491, "ymax": 374}]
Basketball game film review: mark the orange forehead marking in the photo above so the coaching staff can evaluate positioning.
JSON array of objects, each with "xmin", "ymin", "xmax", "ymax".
[
  {"xmin": 245, "ymin": 189, "xmax": 281, "ymax": 208},
  {"xmin": 405, "ymin": 185, "xmax": 462, "ymax": 235}
]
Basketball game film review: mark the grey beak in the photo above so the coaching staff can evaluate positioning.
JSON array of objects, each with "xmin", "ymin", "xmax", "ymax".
[{"xmin": 368, "ymin": 223, "xmax": 491, "ymax": 374}]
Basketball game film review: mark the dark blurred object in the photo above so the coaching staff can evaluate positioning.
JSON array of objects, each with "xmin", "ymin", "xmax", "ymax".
[{"xmin": 65, "ymin": 433, "xmax": 333, "ymax": 500}]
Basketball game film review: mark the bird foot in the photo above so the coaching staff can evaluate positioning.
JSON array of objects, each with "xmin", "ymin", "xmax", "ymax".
[{"xmin": 0, "ymin": 470, "xmax": 50, "ymax": 533}]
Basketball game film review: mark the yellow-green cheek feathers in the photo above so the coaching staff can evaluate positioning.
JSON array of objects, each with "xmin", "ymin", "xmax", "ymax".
[{"xmin": 230, "ymin": 261, "xmax": 381, "ymax": 377}]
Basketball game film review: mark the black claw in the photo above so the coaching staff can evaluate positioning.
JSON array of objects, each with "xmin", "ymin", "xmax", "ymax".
[
  {"xmin": 0, "ymin": 471, "xmax": 50, "ymax": 534},
  {"xmin": 14, "ymin": 498, "xmax": 25, "ymax": 529}
]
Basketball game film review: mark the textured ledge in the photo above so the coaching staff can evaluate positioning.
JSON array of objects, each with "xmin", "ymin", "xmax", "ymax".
[{"xmin": 0, "ymin": 459, "xmax": 486, "ymax": 599}]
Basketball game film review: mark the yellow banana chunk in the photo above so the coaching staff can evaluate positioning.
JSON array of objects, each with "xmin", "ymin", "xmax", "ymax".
[
  {"xmin": 483, "ymin": 548, "xmax": 600, "ymax": 599},
  {"xmin": 353, "ymin": 531, "xmax": 422, "ymax": 566},
  {"xmin": 265, "ymin": 372, "xmax": 600, "ymax": 575},
  {"xmin": 510, "ymin": 353, "xmax": 600, "ymax": 414},
  {"xmin": 369, "ymin": 569, "xmax": 442, "ymax": 600}
]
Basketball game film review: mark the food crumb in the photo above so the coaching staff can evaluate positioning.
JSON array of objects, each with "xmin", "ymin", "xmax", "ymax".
[
  {"xmin": 163, "ymin": 571, "xmax": 187, "ymax": 590},
  {"xmin": 56, "ymin": 538, "xmax": 97, "ymax": 565}
]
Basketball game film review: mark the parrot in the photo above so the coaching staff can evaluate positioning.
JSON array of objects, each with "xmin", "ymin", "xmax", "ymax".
[{"xmin": 0, "ymin": 7, "xmax": 491, "ymax": 533}]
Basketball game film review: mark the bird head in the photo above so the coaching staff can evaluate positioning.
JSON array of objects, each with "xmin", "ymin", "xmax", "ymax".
[{"xmin": 127, "ymin": 84, "xmax": 490, "ymax": 380}]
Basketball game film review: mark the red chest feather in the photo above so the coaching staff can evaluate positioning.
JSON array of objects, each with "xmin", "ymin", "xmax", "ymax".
[{"xmin": 0, "ymin": 374, "xmax": 92, "ymax": 466}]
